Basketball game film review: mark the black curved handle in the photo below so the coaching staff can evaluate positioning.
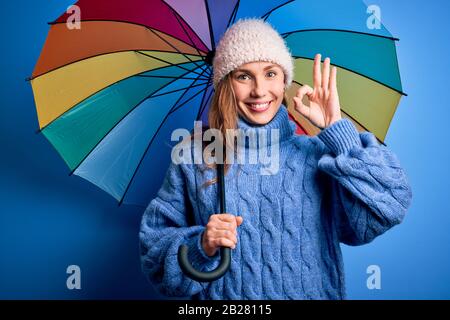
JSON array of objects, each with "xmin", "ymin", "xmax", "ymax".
[
  {"xmin": 177, "ymin": 162, "xmax": 231, "ymax": 282},
  {"xmin": 177, "ymin": 246, "xmax": 230, "ymax": 282}
]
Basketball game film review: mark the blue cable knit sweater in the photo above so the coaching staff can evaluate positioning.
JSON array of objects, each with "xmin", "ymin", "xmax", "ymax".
[{"xmin": 139, "ymin": 105, "xmax": 412, "ymax": 300}]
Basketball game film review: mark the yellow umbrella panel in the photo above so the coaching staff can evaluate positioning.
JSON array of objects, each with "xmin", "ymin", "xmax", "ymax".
[{"xmin": 31, "ymin": 51, "xmax": 204, "ymax": 129}]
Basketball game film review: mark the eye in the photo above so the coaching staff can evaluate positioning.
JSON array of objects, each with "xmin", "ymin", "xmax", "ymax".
[
  {"xmin": 266, "ymin": 71, "xmax": 277, "ymax": 78},
  {"xmin": 237, "ymin": 73, "xmax": 250, "ymax": 81}
]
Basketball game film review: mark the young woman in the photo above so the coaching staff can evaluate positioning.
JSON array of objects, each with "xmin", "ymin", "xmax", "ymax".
[{"xmin": 139, "ymin": 19, "xmax": 412, "ymax": 300}]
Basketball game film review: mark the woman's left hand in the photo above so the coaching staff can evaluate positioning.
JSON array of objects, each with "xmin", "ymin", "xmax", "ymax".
[{"xmin": 293, "ymin": 54, "xmax": 342, "ymax": 129}]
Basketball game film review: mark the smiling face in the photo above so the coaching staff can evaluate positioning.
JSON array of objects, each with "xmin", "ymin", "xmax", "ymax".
[{"xmin": 230, "ymin": 61, "xmax": 285, "ymax": 126}]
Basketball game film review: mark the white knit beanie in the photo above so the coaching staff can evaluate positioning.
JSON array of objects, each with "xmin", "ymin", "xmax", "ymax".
[{"xmin": 212, "ymin": 18, "xmax": 294, "ymax": 89}]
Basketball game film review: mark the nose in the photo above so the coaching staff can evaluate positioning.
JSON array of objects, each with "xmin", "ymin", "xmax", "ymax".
[{"xmin": 250, "ymin": 77, "xmax": 267, "ymax": 98}]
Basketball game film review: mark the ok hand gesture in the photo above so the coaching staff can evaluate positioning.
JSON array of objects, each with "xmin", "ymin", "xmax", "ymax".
[{"xmin": 293, "ymin": 54, "xmax": 342, "ymax": 129}]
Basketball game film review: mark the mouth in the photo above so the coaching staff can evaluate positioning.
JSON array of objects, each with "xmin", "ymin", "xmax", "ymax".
[{"xmin": 245, "ymin": 100, "xmax": 272, "ymax": 113}]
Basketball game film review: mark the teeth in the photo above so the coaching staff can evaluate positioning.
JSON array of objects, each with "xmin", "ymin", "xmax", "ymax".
[{"xmin": 248, "ymin": 102, "xmax": 270, "ymax": 109}]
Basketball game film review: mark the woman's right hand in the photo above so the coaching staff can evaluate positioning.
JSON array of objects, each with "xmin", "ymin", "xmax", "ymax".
[{"xmin": 202, "ymin": 213, "xmax": 244, "ymax": 257}]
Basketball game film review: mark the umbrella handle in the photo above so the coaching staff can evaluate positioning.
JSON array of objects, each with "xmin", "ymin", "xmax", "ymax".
[
  {"xmin": 177, "ymin": 162, "xmax": 231, "ymax": 282},
  {"xmin": 177, "ymin": 246, "xmax": 230, "ymax": 282}
]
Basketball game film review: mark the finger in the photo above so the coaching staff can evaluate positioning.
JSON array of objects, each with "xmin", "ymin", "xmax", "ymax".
[
  {"xmin": 215, "ymin": 213, "xmax": 236, "ymax": 223},
  {"xmin": 236, "ymin": 216, "xmax": 243, "ymax": 226},
  {"xmin": 293, "ymin": 97, "xmax": 309, "ymax": 119},
  {"xmin": 210, "ymin": 230, "xmax": 237, "ymax": 243},
  {"xmin": 210, "ymin": 221, "xmax": 235, "ymax": 232},
  {"xmin": 215, "ymin": 238, "xmax": 236, "ymax": 249},
  {"xmin": 322, "ymin": 57, "xmax": 330, "ymax": 90},
  {"xmin": 296, "ymin": 84, "xmax": 314, "ymax": 99},
  {"xmin": 205, "ymin": 229, "xmax": 235, "ymax": 241},
  {"xmin": 313, "ymin": 53, "xmax": 322, "ymax": 89},
  {"xmin": 330, "ymin": 66, "xmax": 337, "ymax": 92},
  {"xmin": 210, "ymin": 217, "xmax": 237, "ymax": 231},
  {"xmin": 293, "ymin": 85, "xmax": 313, "ymax": 118}
]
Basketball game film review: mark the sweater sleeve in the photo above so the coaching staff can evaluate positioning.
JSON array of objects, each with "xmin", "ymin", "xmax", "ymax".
[
  {"xmin": 139, "ymin": 161, "xmax": 220, "ymax": 297},
  {"xmin": 316, "ymin": 119, "xmax": 413, "ymax": 246}
]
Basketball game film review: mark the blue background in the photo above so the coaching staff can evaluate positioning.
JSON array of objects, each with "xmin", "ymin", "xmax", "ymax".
[{"xmin": 1, "ymin": 0, "xmax": 449, "ymax": 299}]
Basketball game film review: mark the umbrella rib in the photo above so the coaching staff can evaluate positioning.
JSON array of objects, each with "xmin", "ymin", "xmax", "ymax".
[
  {"xmin": 261, "ymin": 0, "xmax": 295, "ymax": 21},
  {"xmin": 149, "ymin": 81, "xmax": 210, "ymax": 99},
  {"xmin": 203, "ymin": 0, "xmax": 216, "ymax": 50},
  {"xmin": 29, "ymin": 49, "xmax": 206, "ymax": 81},
  {"xmin": 48, "ymin": 19, "xmax": 209, "ymax": 55},
  {"xmin": 282, "ymin": 28, "xmax": 400, "ymax": 42},
  {"xmin": 195, "ymin": 76, "xmax": 215, "ymax": 122},
  {"xmin": 164, "ymin": 2, "xmax": 211, "ymax": 56},
  {"xmin": 136, "ymin": 74, "xmax": 204, "ymax": 80},
  {"xmin": 167, "ymin": 81, "xmax": 212, "ymax": 116},
  {"xmin": 118, "ymin": 68, "xmax": 211, "ymax": 205},
  {"xmin": 294, "ymin": 81, "xmax": 387, "ymax": 146},
  {"xmin": 150, "ymin": 65, "xmax": 209, "ymax": 100},
  {"xmin": 168, "ymin": 66, "xmax": 211, "ymax": 116},
  {"xmin": 67, "ymin": 64, "xmax": 206, "ymax": 177},
  {"xmin": 146, "ymin": 26, "xmax": 205, "ymax": 70},
  {"xmin": 168, "ymin": 81, "xmax": 212, "ymax": 115},
  {"xmin": 162, "ymin": 1, "xmax": 211, "ymax": 52},
  {"xmin": 392, "ymin": 41, "xmax": 405, "ymax": 96},
  {"xmin": 292, "ymin": 55, "xmax": 407, "ymax": 96},
  {"xmin": 36, "ymin": 61, "xmax": 206, "ymax": 133},
  {"xmin": 226, "ymin": 0, "xmax": 240, "ymax": 29},
  {"xmin": 135, "ymin": 51, "xmax": 209, "ymax": 79},
  {"xmin": 168, "ymin": 67, "xmax": 212, "ymax": 114},
  {"xmin": 196, "ymin": 85, "xmax": 214, "ymax": 121}
]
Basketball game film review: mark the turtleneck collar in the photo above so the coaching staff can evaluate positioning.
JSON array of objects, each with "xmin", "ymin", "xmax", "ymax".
[{"xmin": 236, "ymin": 105, "xmax": 296, "ymax": 149}]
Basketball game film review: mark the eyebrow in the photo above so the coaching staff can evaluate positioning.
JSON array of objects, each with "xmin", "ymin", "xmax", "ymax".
[{"xmin": 234, "ymin": 64, "xmax": 279, "ymax": 73}]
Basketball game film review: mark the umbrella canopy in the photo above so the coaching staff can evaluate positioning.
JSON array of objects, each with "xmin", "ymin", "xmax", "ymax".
[{"xmin": 30, "ymin": 0, "xmax": 405, "ymax": 207}]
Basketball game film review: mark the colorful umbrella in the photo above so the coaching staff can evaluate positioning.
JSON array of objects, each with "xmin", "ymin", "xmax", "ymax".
[{"xmin": 30, "ymin": 0, "xmax": 405, "ymax": 281}]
